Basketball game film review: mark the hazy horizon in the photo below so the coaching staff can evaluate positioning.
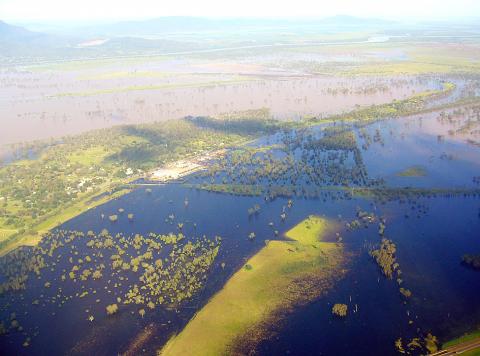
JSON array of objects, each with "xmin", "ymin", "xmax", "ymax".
[{"xmin": 1, "ymin": 0, "xmax": 480, "ymax": 23}]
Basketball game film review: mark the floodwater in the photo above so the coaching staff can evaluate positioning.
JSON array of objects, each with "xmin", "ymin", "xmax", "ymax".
[
  {"xmin": 258, "ymin": 196, "xmax": 480, "ymax": 356},
  {"xmin": 1, "ymin": 81, "xmax": 480, "ymax": 355},
  {"xmin": 2, "ymin": 184, "xmax": 479, "ymax": 355},
  {"xmin": 358, "ymin": 112, "xmax": 480, "ymax": 188},
  {"xmin": 0, "ymin": 58, "xmax": 435, "ymax": 148}
]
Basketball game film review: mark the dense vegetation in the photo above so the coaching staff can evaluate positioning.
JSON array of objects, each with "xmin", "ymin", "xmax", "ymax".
[{"xmin": 0, "ymin": 118, "xmax": 256, "ymax": 254}]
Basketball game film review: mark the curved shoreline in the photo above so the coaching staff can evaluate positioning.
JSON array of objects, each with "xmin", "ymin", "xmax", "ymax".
[{"xmin": 159, "ymin": 216, "xmax": 347, "ymax": 355}]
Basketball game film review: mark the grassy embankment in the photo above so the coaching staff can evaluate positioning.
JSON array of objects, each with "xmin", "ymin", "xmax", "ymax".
[
  {"xmin": 159, "ymin": 215, "xmax": 346, "ymax": 356},
  {"xmin": 442, "ymin": 329, "xmax": 480, "ymax": 356},
  {"xmin": 0, "ymin": 188, "xmax": 130, "ymax": 256}
]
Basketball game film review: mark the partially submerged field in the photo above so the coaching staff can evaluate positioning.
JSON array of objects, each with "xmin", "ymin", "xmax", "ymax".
[
  {"xmin": 160, "ymin": 216, "xmax": 346, "ymax": 355},
  {"xmin": 0, "ymin": 118, "xmax": 254, "ymax": 256},
  {"xmin": 1, "ymin": 27, "xmax": 480, "ymax": 355}
]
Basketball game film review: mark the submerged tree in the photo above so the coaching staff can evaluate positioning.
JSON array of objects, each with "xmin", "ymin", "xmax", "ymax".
[
  {"xmin": 332, "ymin": 303, "xmax": 348, "ymax": 317},
  {"xmin": 106, "ymin": 303, "xmax": 118, "ymax": 315}
]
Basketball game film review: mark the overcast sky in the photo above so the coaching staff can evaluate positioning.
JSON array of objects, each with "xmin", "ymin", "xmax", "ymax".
[{"xmin": 1, "ymin": 0, "xmax": 479, "ymax": 22}]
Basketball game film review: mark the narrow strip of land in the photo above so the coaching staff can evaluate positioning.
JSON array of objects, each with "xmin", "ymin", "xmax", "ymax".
[
  {"xmin": 159, "ymin": 215, "xmax": 346, "ymax": 356},
  {"xmin": 433, "ymin": 337, "xmax": 480, "ymax": 355}
]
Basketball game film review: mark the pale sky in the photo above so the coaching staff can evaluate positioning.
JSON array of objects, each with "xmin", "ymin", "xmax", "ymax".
[{"xmin": 1, "ymin": 0, "xmax": 479, "ymax": 22}]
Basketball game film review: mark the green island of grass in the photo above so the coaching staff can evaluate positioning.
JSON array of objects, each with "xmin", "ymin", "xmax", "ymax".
[
  {"xmin": 396, "ymin": 165, "xmax": 427, "ymax": 177},
  {"xmin": 159, "ymin": 215, "xmax": 346, "ymax": 356}
]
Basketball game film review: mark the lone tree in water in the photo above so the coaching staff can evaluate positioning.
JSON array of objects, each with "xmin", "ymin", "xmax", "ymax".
[
  {"xmin": 332, "ymin": 303, "xmax": 348, "ymax": 317},
  {"xmin": 106, "ymin": 304, "xmax": 118, "ymax": 315}
]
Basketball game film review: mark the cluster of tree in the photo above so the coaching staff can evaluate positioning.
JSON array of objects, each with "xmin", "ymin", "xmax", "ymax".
[
  {"xmin": 395, "ymin": 333, "xmax": 438, "ymax": 354},
  {"xmin": 370, "ymin": 238, "xmax": 399, "ymax": 280},
  {"xmin": 346, "ymin": 209, "xmax": 378, "ymax": 231},
  {"xmin": 0, "ymin": 227, "xmax": 222, "ymax": 349},
  {"xmin": 354, "ymin": 187, "xmax": 480, "ymax": 208},
  {"xmin": 307, "ymin": 81, "xmax": 455, "ymax": 127},
  {"xmin": 370, "ymin": 236, "xmax": 414, "ymax": 301},
  {"xmin": 193, "ymin": 124, "xmax": 375, "ymax": 200},
  {"xmin": 0, "ymin": 112, "xmax": 260, "ymax": 252}
]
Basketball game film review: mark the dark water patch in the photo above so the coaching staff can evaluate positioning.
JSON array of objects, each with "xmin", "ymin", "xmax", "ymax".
[
  {"xmin": 257, "ymin": 196, "xmax": 480, "ymax": 355},
  {"xmin": 357, "ymin": 113, "xmax": 480, "ymax": 189},
  {"xmin": 0, "ymin": 183, "xmax": 363, "ymax": 355}
]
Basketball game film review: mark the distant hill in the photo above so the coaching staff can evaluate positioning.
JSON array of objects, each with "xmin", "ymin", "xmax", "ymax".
[
  {"xmin": 0, "ymin": 20, "xmax": 47, "ymax": 41},
  {"xmin": 0, "ymin": 20, "xmax": 78, "ymax": 64},
  {"xmin": 0, "ymin": 16, "xmax": 398, "ymax": 65},
  {"xmin": 0, "ymin": 19, "xmax": 209, "ymax": 65},
  {"xmin": 74, "ymin": 15, "xmax": 396, "ymax": 37},
  {"xmin": 0, "ymin": 16, "xmax": 406, "ymax": 65},
  {"xmin": 319, "ymin": 15, "xmax": 394, "ymax": 26}
]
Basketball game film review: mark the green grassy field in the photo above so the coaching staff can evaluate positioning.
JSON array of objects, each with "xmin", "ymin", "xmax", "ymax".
[
  {"xmin": 0, "ymin": 187, "xmax": 131, "ymax": 256},
  {"xmin": 159, "ymin": 215, "xmax": 345, "ymax": 356}
]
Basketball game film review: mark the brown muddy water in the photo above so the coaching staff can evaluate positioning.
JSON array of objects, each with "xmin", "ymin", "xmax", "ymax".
[{"xmin": 0, "ymin": 58, "xmax": 434, "ymax": 149}]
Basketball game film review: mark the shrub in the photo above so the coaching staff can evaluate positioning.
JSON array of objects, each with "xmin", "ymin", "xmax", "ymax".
[
  {"xmin": 332, "ymin": 303, "xmax": 348, "ymax": 317},
  {"xmin": 106, "ymin": 303, "xmax": 118, "ymax": 315}
]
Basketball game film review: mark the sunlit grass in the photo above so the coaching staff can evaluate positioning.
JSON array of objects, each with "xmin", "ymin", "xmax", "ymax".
[
  {"xmin": 0, "ymin": 187, "xmax": 131, "ymax": 256},
  {"xmin": 285, "ymin": 214, "xmax": 333, "ymax": 245},
  {"xmin": 160, "ymin": 216, "xmax": 345, "ymax": 356},
  {"xmin": 67, "ymin": 146, "xmax": 110, "ymax": 165}
]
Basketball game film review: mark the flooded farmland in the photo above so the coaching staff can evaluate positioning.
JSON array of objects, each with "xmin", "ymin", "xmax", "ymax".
[
  {"xmin": 0, "ymin": 60, "xmax": 435, "ymax": 147},
  {"xmin": 2, "ymin": 12, "xmax": 480, "ymax": 356},
  {"xmin": 2, "ymin": 88, "xmax": 480, "ymax": 354}
]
